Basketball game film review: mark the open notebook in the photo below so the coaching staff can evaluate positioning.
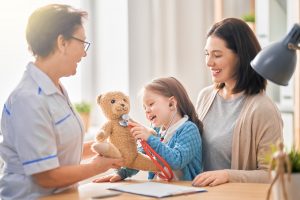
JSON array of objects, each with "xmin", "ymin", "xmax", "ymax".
[{"xmin": 108, "ymin": 182, "xmax": 207, "ymax": 198}]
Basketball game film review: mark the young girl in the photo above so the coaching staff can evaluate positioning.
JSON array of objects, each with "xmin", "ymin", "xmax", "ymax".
[{"xmin": 94, "ymin": 77, "xmax": 203, "ymax": 182}]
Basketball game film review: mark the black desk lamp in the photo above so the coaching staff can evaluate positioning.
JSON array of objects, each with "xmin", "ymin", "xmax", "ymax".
[{"xmin": 251, "ymin": 23, "xmax": 300, "ymax": 86}]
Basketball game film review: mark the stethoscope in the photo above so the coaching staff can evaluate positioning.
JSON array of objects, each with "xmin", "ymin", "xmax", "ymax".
[{"xmin": 119, "ymin": 114, "xmax": 174, "ymax": 181}]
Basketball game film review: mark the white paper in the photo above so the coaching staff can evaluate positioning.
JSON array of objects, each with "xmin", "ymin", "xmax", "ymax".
[{"xmin": 108, "ymin": 182, "xmax": 207, "ymax": 198}]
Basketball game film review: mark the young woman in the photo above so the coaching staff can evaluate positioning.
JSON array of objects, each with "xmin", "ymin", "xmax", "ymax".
[
  {"xmin": 0, "ymin": 4, "xmax": 122, "ymax": 199},
  {"xmin": 192, "ymin": 18, "xmax": 283, "ymax": 187},
  {"xmin": 94, "ymin": 77, "xmax": 203, "ymax": 182}
]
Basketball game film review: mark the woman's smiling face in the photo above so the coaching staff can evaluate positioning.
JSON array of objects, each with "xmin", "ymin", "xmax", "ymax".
[{"xmin": 204, "ymin": 35, "xmax": 239, "ymax": 87}]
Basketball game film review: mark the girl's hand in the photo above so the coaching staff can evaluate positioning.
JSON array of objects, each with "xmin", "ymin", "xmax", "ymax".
[
  {"xmin": 128, "ymin": 121, "xmax": 155, "ymax": 141},
  {"xmin": 192, "ymin": 170, "xmax": 229, "ymax": 187},
  {"xmin": 93, "ymin": 173, "xmax": 122, "ymax": 183}
]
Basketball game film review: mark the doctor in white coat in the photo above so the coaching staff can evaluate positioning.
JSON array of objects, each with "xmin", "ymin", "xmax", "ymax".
[{"xmin": 0, "ymin": 4, "xmax": 122, "ymax": 200}]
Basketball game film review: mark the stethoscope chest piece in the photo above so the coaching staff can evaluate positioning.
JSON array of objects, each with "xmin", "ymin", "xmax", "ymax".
[{"xmin": 119, "ymin": 114, "xmax": 130, "ymax": 127}]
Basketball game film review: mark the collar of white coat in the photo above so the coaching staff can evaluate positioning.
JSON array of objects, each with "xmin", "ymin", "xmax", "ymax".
[{"xmin": 27, "ymin": 62, "xmax": 66, "ymax": 96}]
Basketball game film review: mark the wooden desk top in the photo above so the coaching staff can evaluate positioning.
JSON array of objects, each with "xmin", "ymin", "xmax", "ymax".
[{"xmin": 40, "ymin": 180, "xmax": 270, "ymax": 200}]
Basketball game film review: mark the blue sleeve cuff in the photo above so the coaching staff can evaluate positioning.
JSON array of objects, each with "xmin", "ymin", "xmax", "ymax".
[
  {"xmin": 148, "ymin": 172, "xmax": 155, "ymax": 179},
  {"xmin": 23, "ymin": 155, "xmax": 59, "ymax": 175},
  {"xmin": 116, "ymin": 167, "xmax": 139, "ymax": 179}
]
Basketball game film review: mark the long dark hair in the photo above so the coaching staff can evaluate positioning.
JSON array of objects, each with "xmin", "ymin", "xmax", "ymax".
[
  {"xmin": 207, "ymin": 18, "xmax": 266, "ymax": 95},
  {"xmin": 145, "ymin": 77, "xmax": 203, "ymax": 134}
]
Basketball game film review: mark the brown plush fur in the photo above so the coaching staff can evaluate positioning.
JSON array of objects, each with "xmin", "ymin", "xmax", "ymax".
[{"xmin": 92, "ymin": 91, "xmax": 159, "ymax": 172}]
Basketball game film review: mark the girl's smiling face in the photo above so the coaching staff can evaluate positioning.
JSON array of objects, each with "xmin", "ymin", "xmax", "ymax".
[{"xmin": 142, "ymin": 89, "xmax": 173, "ymax": 128}]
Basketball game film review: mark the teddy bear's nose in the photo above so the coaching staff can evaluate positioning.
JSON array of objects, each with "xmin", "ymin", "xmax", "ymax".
[{"xmin": 121, "ymin": 103, "xmax": 125, "ymax": 107}]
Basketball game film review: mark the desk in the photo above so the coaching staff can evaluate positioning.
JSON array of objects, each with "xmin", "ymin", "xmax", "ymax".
[{"xmin": 40, "ymin": 180, "xmax": 270, "ymax": 200}]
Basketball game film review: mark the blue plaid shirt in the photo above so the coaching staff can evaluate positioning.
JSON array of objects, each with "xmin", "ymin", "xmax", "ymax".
[{"xmin": 117, "ymin": 120, "xmax": 202, "ymax": 180}]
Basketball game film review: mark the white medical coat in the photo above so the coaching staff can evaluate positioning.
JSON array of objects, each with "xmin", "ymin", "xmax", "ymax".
[{"xmin": 0, "ymin": 62, "xmax": 84, "ymax": 199}]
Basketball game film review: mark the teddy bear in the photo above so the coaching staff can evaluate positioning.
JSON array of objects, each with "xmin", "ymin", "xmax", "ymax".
[{"xmin": 92, "ymin": 91, "xmax": 159, "ymax": 172}]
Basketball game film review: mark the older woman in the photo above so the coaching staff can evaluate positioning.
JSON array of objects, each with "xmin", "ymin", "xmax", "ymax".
[{"xmin": 0, "ymin": 4, "xmax": 122, "ymax": 199}]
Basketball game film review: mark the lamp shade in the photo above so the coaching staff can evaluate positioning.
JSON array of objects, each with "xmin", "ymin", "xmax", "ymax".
[{"xmin": 251, "ymin": 23, "xmax": 300, "ymax": 86}]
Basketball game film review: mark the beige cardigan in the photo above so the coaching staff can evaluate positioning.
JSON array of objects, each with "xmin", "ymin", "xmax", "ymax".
[{"xmin": 196, "ymin": 85, "xmax": 283, "ymax": 183}]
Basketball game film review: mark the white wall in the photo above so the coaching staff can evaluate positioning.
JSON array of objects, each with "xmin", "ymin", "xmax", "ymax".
[
  {"xmin": 0, "ymin": 2, "xmax": 34, "ymax": 115},
  {"xmin": 255, "ymin": 0, "xmax": 299, "ymax": 149},
  {"xmin": 80, "ymin": 0, "xmax": 129, "ymax": 126}
]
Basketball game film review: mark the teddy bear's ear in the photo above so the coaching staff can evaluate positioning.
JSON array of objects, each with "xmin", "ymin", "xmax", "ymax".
[{"xmin": 97, "ymin": 95, "xmax": 102, "ymax": 104}]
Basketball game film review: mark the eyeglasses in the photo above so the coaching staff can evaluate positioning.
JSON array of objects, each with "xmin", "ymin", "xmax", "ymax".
[{"xmin": 70, "ymin": 36, "xmax": 91, "ymax": 52}]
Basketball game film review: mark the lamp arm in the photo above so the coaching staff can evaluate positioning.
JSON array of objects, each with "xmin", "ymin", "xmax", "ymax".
[
  {"xmin": 286, "ymin": 23, "xmax": 300, "ymax": 50},
  {"xmin": 288, "ymin": 43, "xmax": 300, "ymax": 51}
]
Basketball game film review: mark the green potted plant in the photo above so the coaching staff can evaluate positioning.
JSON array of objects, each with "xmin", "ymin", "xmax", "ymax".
[
  {"xmin": 74, "ymin": 101, "xmax": 91, "ymax": 133},
  {"xmin": 242, "ymin": 13, "xmax": 255, "ymax": 23},
  {"xmin": 241, "ymin": 13, "xmax": 255, "ymax": 32},
  {"xmin": 286, "ymin": 149, "xmax": 300, "ymax": 200},
  {"xmin": 289, "ymin": 149, "xmax": 300, "ymax": 172},
  {"xmin": 267, "ymin": 146, "xmax": 300, "ymax": 200}
]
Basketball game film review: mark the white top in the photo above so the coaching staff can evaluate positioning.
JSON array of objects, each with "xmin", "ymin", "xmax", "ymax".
[{"xmin": 0, "ymin": 62, "xmax": 84, "ymax": 199}]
